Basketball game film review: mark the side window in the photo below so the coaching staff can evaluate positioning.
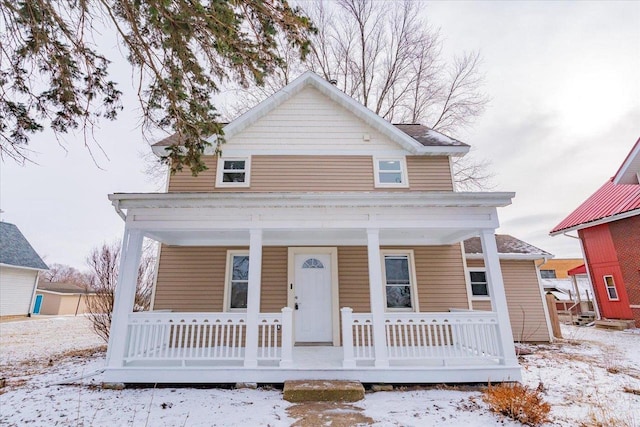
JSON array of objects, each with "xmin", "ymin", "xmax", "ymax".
[
  {"xmin": 540, "ymin": 269, "xmax": 557, "ymax": 279},
  {"xmin": 604, "ymin": 275, "xmax": 619, "ymax": 300},
  {"xmin": 374, "ymin": 158, "xmax": 408, "ymax": 188},
  {"xmin": 226, "ymin": 252, "xmax": 249, "ymax": 310},
  {"xmin": 469, "ymin": 270, "xmax": 489, "ymax": 297},
  {"xmin": 216, "ymin": 158, "xmax": 250, "ymax": 187},
  {"xmin": 382, "ymin": 252, "xmax": 417, "ymax": 311}
]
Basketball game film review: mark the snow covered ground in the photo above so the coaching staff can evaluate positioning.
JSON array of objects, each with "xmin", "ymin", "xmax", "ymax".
[{"xmin": 1, "ymin": 316, "xmax": 639, "ymax": 426}]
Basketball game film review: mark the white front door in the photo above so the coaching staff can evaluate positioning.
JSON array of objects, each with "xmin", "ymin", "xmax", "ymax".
[{"xmin": 294, "ymin": 254, "xmax": 333, "ymax": 343}]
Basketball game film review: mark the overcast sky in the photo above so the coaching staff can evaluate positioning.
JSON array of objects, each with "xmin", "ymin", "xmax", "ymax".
[{"xmin": 1, "ymin": 1, "xmax": 639, "ymax": 270}]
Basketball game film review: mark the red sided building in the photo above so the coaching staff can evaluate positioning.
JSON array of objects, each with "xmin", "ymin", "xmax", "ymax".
[{"xmin": 551, "ymin": 138, "xmax": 640, "ymax": 326}]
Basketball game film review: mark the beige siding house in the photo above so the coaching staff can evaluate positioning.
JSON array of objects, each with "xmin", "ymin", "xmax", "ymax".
[
  {"xmin": 105, "ymin": 71, "xmax": 528, "ymax": 384},
  {"xmin": 35, "ymin": 282, "xmax": 97, "ymax": 316}
]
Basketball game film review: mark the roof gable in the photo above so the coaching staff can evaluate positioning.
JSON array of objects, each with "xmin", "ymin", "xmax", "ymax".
[
  {"xmin": 613, "ymin": 137, "xmax": 640, "ymax": 185},
  {"xmin": 551, "ymin": 139, "xmax": 640, "ymax": 235},
  {"xmin": 0, "ymin": 222, "xmax": 48, "ymax": 270},
  {"xmin": 152, "ymin": 71, "xmax": 469, "ymax": 157}
]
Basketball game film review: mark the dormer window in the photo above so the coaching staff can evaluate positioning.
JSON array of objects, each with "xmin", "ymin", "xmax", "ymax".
[
  {"xmin": 216, "ymin": 157, "xmax": 250, "ymax": 187},
  {"xmin": 374, "ymin": 158, "xmax": 408, "ymax": 188}
]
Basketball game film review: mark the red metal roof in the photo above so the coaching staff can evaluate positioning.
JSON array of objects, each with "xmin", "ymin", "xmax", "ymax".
[
  {"xmin": 567, "ymin": 264, "xmax": 586, "ymax": 276},
  {"xmin": 550, "ymin": 178, "xmax": 640, "ymax": 234}
]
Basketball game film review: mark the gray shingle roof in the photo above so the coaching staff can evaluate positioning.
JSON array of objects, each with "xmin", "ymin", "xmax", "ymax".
[
  {"xmin": 38, "ymin": 282, "xmax": 93, "ymax": 294},
  {"xmin": 464, "ymin": 235, "xmax": 552, "ymax": 257},
  {"xmin": 0, "ymin": 222, "xmax": 48, "ymax": 270}
]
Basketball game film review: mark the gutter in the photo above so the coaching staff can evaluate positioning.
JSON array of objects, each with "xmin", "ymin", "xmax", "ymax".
[{"xmin": 112, "ymin": 199, "xmax": 126, "ymax": 221}]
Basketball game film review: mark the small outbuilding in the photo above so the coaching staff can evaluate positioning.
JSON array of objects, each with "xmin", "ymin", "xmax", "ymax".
[
  {"xmin": 0, "ymin": 221, "xmax": 48, "ymax": 318},
  {"xmin": 35, "ymin": 282, "xmax": 97, "ymax": 316}
]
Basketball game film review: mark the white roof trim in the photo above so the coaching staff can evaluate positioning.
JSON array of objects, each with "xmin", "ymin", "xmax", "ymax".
[
  {"xmin": 36, "ymin": 289, "xmax": 96, "ymax": 296},
  {"xmin": 465, "ymin": 253, "xmax": 551, "ymax": 261},
  {"xmin": 109, "ymin": 191, "xmax": 514, "ymax": 211},
  {"xmin": 205, "ymin": 71, "xmax": 469, "ymax": 157},
  {"xmin": 0, "ymin": 262, "xmax": 48, "ymax": 272},
  {"xmin": 549, "ymin": 207, "xmax": 640, "ymax": 236},
  {"xmin": 613, "ymin": 139, "xmax": 640, "ymax": 185}
]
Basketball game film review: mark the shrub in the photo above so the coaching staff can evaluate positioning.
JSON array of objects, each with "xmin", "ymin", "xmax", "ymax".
[{"xmin": 482, "ymin": 382, "xmax": 551, "ymax": 426}]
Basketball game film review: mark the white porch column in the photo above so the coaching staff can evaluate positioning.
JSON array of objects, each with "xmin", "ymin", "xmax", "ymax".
[
  {"xmin": 106, "ymin": 228, "xmax": 144, "ymax": 368},
  {"xmin": 244, "ymin": 229, "xmax": 263, "ymax": 368},
  {"xmin": 366, "ymin": 229, "xmax": 389, "ymax": 367},
  {"xmin": 280, "ymin": 307, "xmax": 294, "ymax": 368},
  {"xmin": 479, "ymin": 229, "xmax": 518, "ymax": 366}
]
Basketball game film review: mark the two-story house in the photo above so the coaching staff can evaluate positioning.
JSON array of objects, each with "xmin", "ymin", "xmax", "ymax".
[{"xmin": 104, "ymin": 71, "xmax": 531, "ymax": 384}]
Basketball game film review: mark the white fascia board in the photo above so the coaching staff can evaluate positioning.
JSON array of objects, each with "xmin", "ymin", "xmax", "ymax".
[
  {"xmin": 549, "ymin": 208, "xmax": 640, "ymax": 236},
  {"xmin": 613, "ymin": 139, "xmax": 640, "ymax": 185},
  {"xmin": 465, "ymin": 253, "xmax": 551, "ymax": 261},
  {"xmin": 0, "ymin": 262, "xmax": 48, "ymax": 272},
  {"xmin": 109, "ymin": 191, "xmax": 515, "ymax": 211}
]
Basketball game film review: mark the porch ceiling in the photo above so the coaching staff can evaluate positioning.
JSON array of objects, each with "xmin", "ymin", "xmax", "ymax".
[{"xmin": 142, "ymin": 227, "xmax": 480, "ymax": 246}]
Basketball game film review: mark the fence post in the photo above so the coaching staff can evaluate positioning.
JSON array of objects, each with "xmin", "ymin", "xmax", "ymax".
[
  {"xmin": 280, "ymin": 307, "xmax": 294, "ymax": 368},
  {"xmin": 341, "ymin": 307, "xmax": 356, "ymax": 368}
]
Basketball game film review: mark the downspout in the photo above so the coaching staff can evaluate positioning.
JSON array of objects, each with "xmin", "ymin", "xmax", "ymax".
[
  {"xmin": 535, "ymin": 256, "xmax": 555, "ymax": 342},
  {"xmin": 563, "ymin": 231, "xmax": 601, "ymax": 320},
  {"xmin": 27, "ymin": 270, "xmax": 41, "ymax": 317}
]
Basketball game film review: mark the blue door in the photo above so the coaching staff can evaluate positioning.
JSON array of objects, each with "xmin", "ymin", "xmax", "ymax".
[{"xmin": 33, "ymin": 294, "xmax": 43, "ymax": 315}]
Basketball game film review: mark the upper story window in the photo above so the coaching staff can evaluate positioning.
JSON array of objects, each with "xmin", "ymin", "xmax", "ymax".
[
  {"xmin": 540, "ymin": 269, "xmax": 557, "ymax": 279},
  {"xmin": 604, "ymin": 275, "xmax": 619, "ymax": 300},
  {"xmin": 468, "ymin": 269, "xmax": 489, "ymax": 298},
  {"xmin": 374, "ymin": 158, "xmax": 409, "ymax": 188},
  {"xmin": 381, "ymin": 251, "xmax": 418, "ymax": 311},
  {"xmin": 216, "ymin": 157, "xmax": 250, "ymax": 187},
  {"xmin": 225, "ymin": 251, "xmax": 249, "ymax": 311}
]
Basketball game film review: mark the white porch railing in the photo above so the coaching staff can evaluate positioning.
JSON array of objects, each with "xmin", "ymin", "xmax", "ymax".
[
  {"xmin": 341, "ymin": 308, "xmax": 502, "ymax": 365},
  {"xmin": 124, "ymin": 312, "xmax": 285, "ymax": 364}
]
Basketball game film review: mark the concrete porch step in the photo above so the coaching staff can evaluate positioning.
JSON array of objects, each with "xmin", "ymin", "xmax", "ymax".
[{"xmin": 283, "ymin": 380, "xmax": 365, "ymax": 402}]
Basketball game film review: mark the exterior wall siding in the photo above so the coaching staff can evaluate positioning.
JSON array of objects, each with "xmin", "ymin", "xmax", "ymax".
[
  {"xmin": 167, "ymin": 155, "xmax": 453, "ymax": 193},
  {"xmin": 153, "ymin": 245, "xmax": 467, "ymax": 314},
  {"xmin": 602, "ymin": 215, "xmax": 640, "ymax": 326},
  {"xmin": 0, "ymin": 265, "xmax": 38, "ymax": 317},
  {"xmin": 466, "ymin": 259, "xmax": 551, "ymax": 342},
  {"xmin": 579, "ymin": 225, "xmax": 635, "ymax": 320},
  {"xmin": 35, "ymin": 292, "xmax": 95, "ymax": 316}
]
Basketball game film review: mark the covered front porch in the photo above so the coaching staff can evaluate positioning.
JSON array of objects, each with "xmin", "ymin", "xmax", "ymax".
[{"xmin": 104, "ymin": 192, "xmax": 521, "ymax": 383}]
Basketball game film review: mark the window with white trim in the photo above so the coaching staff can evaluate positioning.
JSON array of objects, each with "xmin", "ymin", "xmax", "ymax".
[
  {"xmin": 540, "ymin": 269, "xmax": 557, "ymax": 279},
  {"xmin": 604, "ymin": 275, "xmax": 619, "ymax": 300},
  {"xmin": 225, "ymin": 251, "xmax": 249, "ymax": 310},
  {"xmin": 468, "ymin": 269, "xmax": 489, "ymax": 297},
  {"xmin": 381, "ymin": 252, "xmax": 417, "ymax": 311},
  {"xmin": 374, "ymin": 158, "xmax": 408, "ymax": 187},
  {"xmin": 216, "ymin": 158, "xmax": 250, "ymax": 187}
]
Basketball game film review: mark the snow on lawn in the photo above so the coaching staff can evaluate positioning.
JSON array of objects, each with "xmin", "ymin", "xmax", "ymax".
[{"xmin": 1, "ymin": 317, "xmax": 639, "ymax": 426}]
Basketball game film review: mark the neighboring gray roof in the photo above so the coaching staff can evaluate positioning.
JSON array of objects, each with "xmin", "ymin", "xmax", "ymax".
[
  {"xmin": 0, "ymin": 222, "xmax": 48, "ymax": 270},
  {"xmin": 38, "ymin": 282, "xmax": 93, "ymax": 294},
  {"xmin": 464, "ymin": 235, "xmax": 552, "ymax": 257},
  {"xmin": 392, "ymin": 124, "xmax": 468, "ymax": 148},
  {"xmin": 152, "ymin": 123, "xmax": 468, "ymax": 149}
]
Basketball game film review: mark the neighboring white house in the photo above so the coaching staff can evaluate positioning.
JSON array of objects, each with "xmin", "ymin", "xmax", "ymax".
[
  {"xmin": 0, "ymin": 221, "xmax": 48, "ymax": 317},
  {"xmin": 105, "ymin": 71, "xmax": 523, "ymax": 385}
]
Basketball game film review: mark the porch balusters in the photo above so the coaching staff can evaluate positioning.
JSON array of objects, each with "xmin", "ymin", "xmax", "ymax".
[
  {"xmin": 280, "ymin": 307, "xmax": 294, "ymax": 367},
  {"xmin": 479, "ymin": 229, "xmax": 518, "ymax": 366}
]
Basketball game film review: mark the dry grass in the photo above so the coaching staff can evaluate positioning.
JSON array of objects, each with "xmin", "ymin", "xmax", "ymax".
[{"xmin": 482, "ymin": 382, "xmax": 551, "ymax": 426}]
